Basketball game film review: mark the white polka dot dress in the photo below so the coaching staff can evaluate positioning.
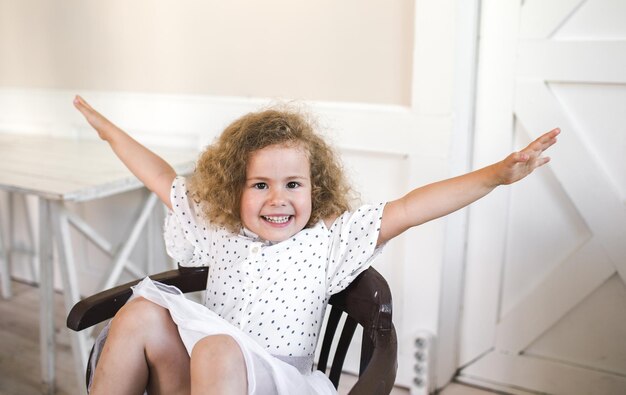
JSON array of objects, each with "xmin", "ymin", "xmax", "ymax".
[{"xmin": 133, "ymin": 176, "xmax": 386, "ymax": 394}]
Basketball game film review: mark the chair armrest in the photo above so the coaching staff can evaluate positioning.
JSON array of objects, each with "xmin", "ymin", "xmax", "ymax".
[{"xmin": 67, "ymin": 266, "xmax": 208, "ymax": 332}]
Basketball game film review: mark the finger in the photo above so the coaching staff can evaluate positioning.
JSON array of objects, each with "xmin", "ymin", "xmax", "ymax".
[
  {"xmin": 526, "ymin": 134, "xmax": 558, "ymax": 155},
  {"xmin": 75, "ymin": 95, "xmax": 94, "ymax": 111},
  {"xmin": 73, "ymin": 95, "xmax": 88, "ymax": 112},
  {"xmin": 536, "ymin": 156, "xmax": 551, "ymax": 167},
  {"xmin": 74, "ymin": 95, "xmax": 84, "ymax": 106},
  {"xmin": 73, "ymin": 96, "xmax": 102, "ymax": 121},
  {"xmin": 544, "ymin": 137, "xmax": 558, "ymax": 151},
  {"xmin": 536, "ymin": 128, "xmax": 560, "ymax": 147},
  {"xmin": 547, "ymin": 127, "xmax": 560, "ymax": 137},
  {"xmin": 539, "ymin": 128, "xmax": 560, "ymax": 140}
]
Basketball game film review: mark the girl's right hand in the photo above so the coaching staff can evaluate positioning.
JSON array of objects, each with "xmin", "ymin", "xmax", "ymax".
[
  {"xmin": 73, "ymin": 95, "xmax": 118, "ymax": 141},
  {"xmin": 73, "ymin": 94, "xmax": 177, "ymax": 208}
]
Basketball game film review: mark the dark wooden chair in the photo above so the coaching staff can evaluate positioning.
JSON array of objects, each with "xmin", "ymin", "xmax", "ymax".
[{"xmin": 67, "ymin": 265, "xmax": 397, "ymax": 394}]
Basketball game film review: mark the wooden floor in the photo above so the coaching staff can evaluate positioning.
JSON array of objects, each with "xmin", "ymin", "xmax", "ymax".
[
  {"xmin": 0, "ymin": 280, "xmax": 497, "ymax": 395},
  {"xmin": 0, "ymin": 281, "xmax": 77, "ymax": 395}
]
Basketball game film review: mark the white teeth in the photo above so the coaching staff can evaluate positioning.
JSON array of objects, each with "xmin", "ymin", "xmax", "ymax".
[{"xmin": 263, "ymin": 215, "xmax": 291, "ymax": 224}]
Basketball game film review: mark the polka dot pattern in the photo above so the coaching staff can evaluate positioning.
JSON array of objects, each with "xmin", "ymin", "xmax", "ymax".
[{"xmin": 164, "ymin": 176, "xmax": 385, "ymax": 358}]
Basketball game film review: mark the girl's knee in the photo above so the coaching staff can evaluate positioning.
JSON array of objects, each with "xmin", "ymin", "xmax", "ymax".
[
  {"xmin": 112, "ymin": 297, "xmax": 171, "ymax": 331},
  {"xmin": 109, "ymin": 297, "xmax": 186, "ymax": 363},
  {"xmin": 190, "ymin": 335, "xmax": 247, "ymax": 393},
  {"xmin": 191, "ymin": 335, "xmax": 244, "ymax": 368}
]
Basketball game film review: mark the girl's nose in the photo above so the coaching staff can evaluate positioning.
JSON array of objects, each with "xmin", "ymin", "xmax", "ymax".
[{"xmin": 269, "ymin": 189, "xmax": 287, "ymax": 206}]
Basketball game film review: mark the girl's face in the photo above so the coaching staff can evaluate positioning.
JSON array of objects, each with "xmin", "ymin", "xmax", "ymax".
[{"xmin": 240, "ymin": 144, "xmax": 312, "ymax": 242}]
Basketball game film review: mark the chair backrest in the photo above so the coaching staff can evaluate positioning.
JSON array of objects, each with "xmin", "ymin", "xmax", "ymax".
[
  {"xmin": 67, "ymin": 265, "xmax": 397, "ymax": 394},
  {"xmin": 319, "ymin": 267, "xmax": 397, "ymax": 392}
]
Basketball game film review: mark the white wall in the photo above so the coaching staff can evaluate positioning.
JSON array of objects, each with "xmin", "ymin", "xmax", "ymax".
[{"xmin": 0, "ymin": 0, "xmax": 470, "ymax": 388}]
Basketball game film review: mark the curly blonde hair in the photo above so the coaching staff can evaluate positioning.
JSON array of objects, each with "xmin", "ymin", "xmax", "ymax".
[{"xmin": 188, "ymin": 107, "xmax": 352, "ymax": 232}]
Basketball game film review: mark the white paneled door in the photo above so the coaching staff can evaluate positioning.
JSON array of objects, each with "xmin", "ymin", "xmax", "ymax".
[{"xmin": 457, "ymin": 0, "xmax": 626, "ymax": 393}]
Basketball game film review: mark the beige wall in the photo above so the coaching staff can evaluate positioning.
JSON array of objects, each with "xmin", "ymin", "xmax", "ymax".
[{"xmin": 0, "ymin": 0, "xmax": 414, "ymax": 105}]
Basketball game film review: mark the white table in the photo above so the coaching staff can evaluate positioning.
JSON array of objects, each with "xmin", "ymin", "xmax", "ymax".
[{"xmin": 0, "ymin": 133, "xmax": 197, "ymax": 394}]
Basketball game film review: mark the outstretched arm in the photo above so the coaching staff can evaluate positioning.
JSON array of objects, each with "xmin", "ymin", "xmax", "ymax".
[
  {"xmin": 377, "ymin": 128, "xmax": 560, "ymax": 245},
  {"xmin": 73, "ymin": 95, "xmax": 176, "ymax": 209}
]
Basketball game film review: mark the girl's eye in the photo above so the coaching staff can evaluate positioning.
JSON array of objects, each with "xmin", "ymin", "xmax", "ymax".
[
  {"xmin": 253, "ymin": 182, "xmax": 268, "ymax": 190},
  {"xmin": 286, "ymin": 181, "xmax": 300, "ymax": 189}
]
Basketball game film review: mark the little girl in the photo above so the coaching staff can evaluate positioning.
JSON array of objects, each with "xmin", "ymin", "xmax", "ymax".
[{"xmin": 74, "ymin": 95, "xmax": 559, "ymax": 395}]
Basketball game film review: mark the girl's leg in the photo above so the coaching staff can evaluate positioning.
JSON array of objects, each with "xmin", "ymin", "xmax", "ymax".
[
  {"xmin": 190, "ymin": 334, "xmax": 248, "ymax": 395},
  {"xmin": 90, "ymin": 297, "xmax": 191, "ymax": 395}
]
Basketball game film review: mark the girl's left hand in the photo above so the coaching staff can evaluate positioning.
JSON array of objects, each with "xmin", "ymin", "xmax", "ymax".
[{"xmin": 497, "ymin": 128, "xmax": 560, "ymax": 185}]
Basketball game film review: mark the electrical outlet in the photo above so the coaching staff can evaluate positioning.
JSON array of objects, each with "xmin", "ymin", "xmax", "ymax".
[{"xmin": 410, "ymin": 330, "xmax": 435, "ymax": 395}]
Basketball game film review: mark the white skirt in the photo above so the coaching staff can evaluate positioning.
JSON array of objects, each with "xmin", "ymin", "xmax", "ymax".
[{"xmin": 90, "ymin": 277, "xmax": 337, "ymax": 395}]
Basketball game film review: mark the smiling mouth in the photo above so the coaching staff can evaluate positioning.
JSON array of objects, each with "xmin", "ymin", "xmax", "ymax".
[{"xmin": 262, "ymin": 215, "xmax": 292, "ymax": 224}]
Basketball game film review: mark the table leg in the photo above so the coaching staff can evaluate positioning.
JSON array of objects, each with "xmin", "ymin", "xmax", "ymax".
[
  {"xmin": 38, "ymin": 198, "xmax": 56, "ymax": 393},
  {"xmin": 98, "ymin": 192, "xmax": 158, "ymax": 291},
  {"xmin": 0, "ymin": 205, "xmax": 10, "ymax": 299},
  {"xmin": 34, "ymin": 191, "xmax": 160, "ymax": 393},
  {"xmin": 22, "ymin": 194, "xmax": 39, "ymax": 282},
  {"xmin": 50, "ymin": 201, "xmax": 89, "ymax": 393},
  {"xmin": 65, "ymin": 209, "xmax": 144, "ymax": 279},
  {"xmin": 0, "ymin": 192, "xmax": 15, "ymax": 299},
  {"xmin": 1, "ymin": 192, "xmax": 39, "ymax": 299}
]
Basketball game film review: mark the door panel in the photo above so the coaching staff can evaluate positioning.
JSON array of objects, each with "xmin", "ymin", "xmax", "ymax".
[{"xmin": 458, "ymin": 0, "xmax": 626, "ymax": 393}]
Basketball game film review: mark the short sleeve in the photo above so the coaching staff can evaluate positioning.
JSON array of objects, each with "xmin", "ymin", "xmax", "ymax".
[
  {"xmin": 325, "ymin": 203, "xmax": 386, "ymax": 295},
  {"xmin": 163, "ymin": 176, "xmax": 210, "ymax": 267}
]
